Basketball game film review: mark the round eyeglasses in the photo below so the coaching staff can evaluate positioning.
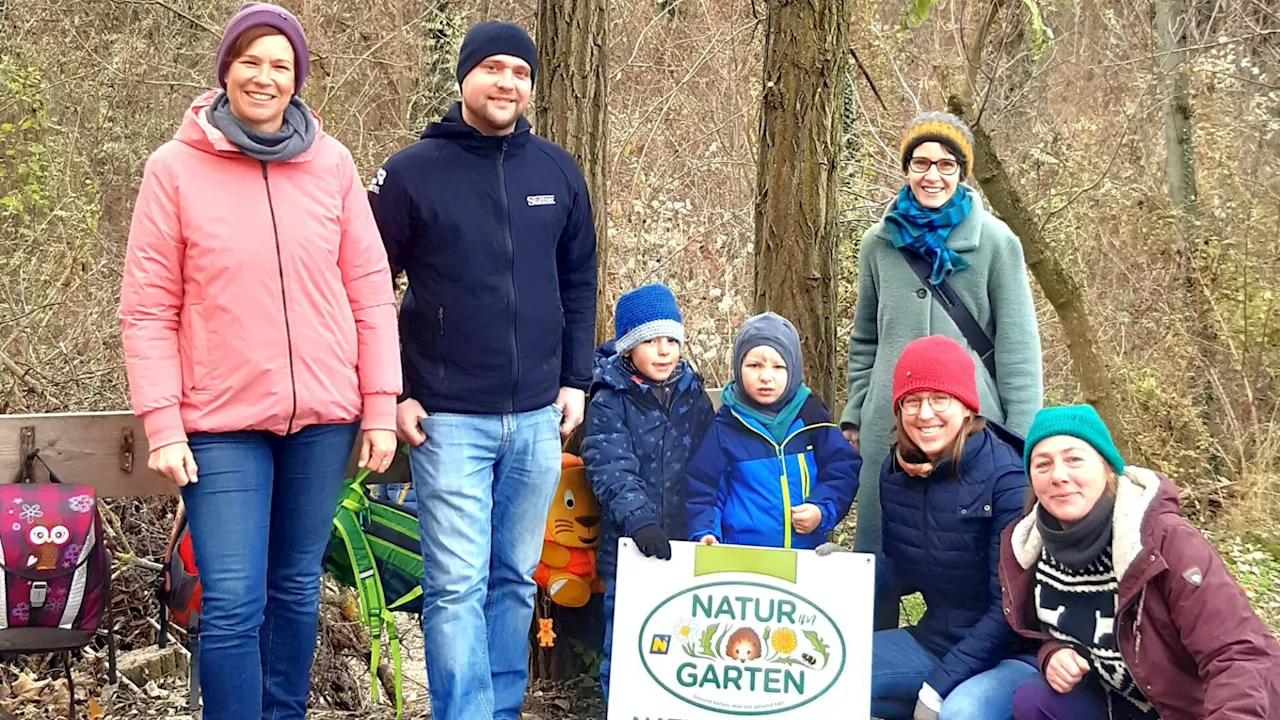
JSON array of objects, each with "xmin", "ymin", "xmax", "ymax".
[{"xmin": 900, "ymin": 393, "xmax": 954, "ymax": 415}]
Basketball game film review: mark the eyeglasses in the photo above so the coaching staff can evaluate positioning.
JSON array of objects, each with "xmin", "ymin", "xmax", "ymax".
[
  {"xmin": 908, "ymin": 157, "xmax": 960, "ymax": 176},
  {"xmin": 900, "ymin": 393, "xmax": 954, "ymax": 415}
]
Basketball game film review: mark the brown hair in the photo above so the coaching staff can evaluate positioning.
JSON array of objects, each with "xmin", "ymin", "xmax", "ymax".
[
  {"xmin": 218, "ymin": 26, "xmax": 287, "ymax": 84},
  {"xmin": 891, "ymin": 410, "xmax": 986, "ymax": 475}
]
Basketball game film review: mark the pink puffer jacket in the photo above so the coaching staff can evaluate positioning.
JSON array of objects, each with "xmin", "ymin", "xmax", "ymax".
[{"xmin": 120, "ymin": 91, "xmax": 400, "ymax": 450}]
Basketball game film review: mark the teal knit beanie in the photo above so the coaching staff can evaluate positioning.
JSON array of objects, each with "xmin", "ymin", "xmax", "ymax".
[{"xmin": 1024, "ymin": 405, "xmax": 1125, "ymax": 474}]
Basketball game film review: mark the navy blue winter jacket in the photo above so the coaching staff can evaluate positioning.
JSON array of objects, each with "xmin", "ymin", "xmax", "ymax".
[
  {"xmin": 875, "ymin": 423, "xmax": 1033, "ymax": 697},
  {"xmin": 684, "ymin": 395, "xmax": 861, "ymax": 550},
  {"xmin": 582, "ymin": 344, "xmax": 716, "ymax": 576},
  {"xmin": 368, "ymin": 104, "xmax": 597, "ymax": 413}
]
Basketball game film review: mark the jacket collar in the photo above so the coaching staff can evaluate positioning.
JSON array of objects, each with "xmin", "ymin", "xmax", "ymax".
[
  {"xmin": 887, "ymin": 425, "xmax": 997, "ymax": 482},
  {"xmin": 872, "ymin": 187, "xmax": 985, "ymax": 253},
  {"xmin": 175, "ymin": 90, "xmax": 323, "ymax": 163},
  {"xmin": 419, "ymin": 102, "xmax": 532, "ymax": 155},
  {"xmin": 595, "ymin": 350, "xmax": 697, "ymax": 398},
  {"xmin": 1010, "ymin": 466, "xmax": 1167, "ymax": 578}
]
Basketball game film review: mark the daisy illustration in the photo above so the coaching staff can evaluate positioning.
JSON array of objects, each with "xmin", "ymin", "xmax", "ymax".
[
  {"xmin": 672, "ymin": 618, "xmax": 700, "ymax": 646},
  {"xmin": 19, "ymin": 504, "xmax": 43, "ymax": 523}
]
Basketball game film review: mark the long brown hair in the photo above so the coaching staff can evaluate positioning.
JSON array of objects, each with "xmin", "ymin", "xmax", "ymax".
[{"xmin": 891, "ymin": 410, "xmax": 986, "ymax": 475}]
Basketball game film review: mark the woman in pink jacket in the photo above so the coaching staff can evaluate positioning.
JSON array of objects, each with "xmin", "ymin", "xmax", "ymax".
[{"xmin": 118, "ymin": 5, "xmax": 400, "ymax": 719}]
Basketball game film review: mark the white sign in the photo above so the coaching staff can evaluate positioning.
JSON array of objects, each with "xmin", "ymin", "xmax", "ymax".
[{"xmin": 608, "ymin": 539, "xmax": 874, "ymax": 719}]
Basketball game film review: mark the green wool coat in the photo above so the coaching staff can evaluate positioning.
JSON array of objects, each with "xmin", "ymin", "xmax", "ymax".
[{"xmin": 841, "ymin": 198, "xmax": 1043, "ymax": 552}]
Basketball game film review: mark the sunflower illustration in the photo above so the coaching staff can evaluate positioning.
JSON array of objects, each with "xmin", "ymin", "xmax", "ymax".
[{"xmin": 770, "ymin": 627, "xmax": 798, "ymax": 655}]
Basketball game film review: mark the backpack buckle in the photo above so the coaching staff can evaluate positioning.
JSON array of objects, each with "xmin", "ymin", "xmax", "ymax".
[{"xmin": 31, "ymin": 581, "xmax": 48, "ymax": 608}]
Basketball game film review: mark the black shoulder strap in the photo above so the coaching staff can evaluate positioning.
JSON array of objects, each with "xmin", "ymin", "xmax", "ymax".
[{"xmin": 898, "ymin": 248, "xmax": 998, "ymax": 380}]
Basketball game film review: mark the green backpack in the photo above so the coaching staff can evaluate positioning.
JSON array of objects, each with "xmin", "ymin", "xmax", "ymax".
[{"xmin": 323, "ymin": 468, "xmax": 424, "ymax": 718}]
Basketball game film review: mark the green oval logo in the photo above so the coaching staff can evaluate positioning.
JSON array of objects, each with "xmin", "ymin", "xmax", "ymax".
[{"xmin": 636, "ymin": 581, "xmax": 846, "ymax": 715}]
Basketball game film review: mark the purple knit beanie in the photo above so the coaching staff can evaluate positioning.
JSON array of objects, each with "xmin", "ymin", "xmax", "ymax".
[{"xmin": 214, "ymin": 3, "xmax": 310, "ymax": 92}]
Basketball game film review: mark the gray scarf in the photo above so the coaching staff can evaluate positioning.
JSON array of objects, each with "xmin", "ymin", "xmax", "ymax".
[
  {"xmin": 206, "ymin": 91, "xmax": 316, "ymax": 163},
  {"xmin": 1037, "ymin": 492, "xmax": 1115, "ymax": 571}
]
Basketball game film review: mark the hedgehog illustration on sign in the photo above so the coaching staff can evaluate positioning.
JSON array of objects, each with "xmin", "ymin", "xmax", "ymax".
[{"xmin": 725, "ymin": 627, "xmax": 763, "ymax": 662}]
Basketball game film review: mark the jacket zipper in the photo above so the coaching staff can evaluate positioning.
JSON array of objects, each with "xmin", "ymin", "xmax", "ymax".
[
  {"xmin": 729, "ymin": 412, "xmax": 840, "ymax": 549},
  {"xmin": 499, "ymin": 139, "xmax": 518, "ymax": 413},
  {"xmin": 921, "ymin": 479, "xmax": 931, "ymax": 578},
  {"xmin": 799, "ymin": 447, "xmax": 812, "ymax": 497},
  {"xmin": 261, "ymin": 162, "xmax": 298, "ymax": 433}
]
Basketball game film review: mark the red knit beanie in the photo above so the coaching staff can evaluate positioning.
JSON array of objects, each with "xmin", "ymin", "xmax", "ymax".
[{"xmin": 892, "ymin": 335, "xmax": 981, "ymax": 413}]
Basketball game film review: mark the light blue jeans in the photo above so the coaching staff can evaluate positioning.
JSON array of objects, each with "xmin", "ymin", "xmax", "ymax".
[
  {"xmin": 871, "ymin": 628, "xmax": 1039, "ymax": 720},
  {"xmin": 182, "ymin": 421, "xmax": 359, "ymax": 720},
  {"xmin": 411, "ymin": 406, "xmax": 562, "ymax": 720}
]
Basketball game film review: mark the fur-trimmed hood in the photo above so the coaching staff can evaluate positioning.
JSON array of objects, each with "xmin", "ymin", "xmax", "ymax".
[{"xmin": 1008, "ymin": 465, "xmax": 1175, "ymax": 579}]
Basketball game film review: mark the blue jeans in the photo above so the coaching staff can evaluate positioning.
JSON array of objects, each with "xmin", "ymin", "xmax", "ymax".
[
  {"xmin": 871, "ymin": 628, "xmax": 1039, "ymax": 720},
  {"xmin": 411, "ymin": 406, "xmax": 562, "ymax": 720},
  {"xmin": 182, "ymin": 421, "xmax": 359, "ymax": 720}
]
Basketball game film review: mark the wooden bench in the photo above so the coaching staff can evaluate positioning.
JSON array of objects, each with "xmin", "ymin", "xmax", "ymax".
[{"xmin": 0, "ymin": 411, "xmax": 408, "ymax": 495}]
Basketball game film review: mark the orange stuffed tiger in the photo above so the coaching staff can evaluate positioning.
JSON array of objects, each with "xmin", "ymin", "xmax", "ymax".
[{"xmin": 533, "ymin": 453, "xmax": 605, "ymax": 607}]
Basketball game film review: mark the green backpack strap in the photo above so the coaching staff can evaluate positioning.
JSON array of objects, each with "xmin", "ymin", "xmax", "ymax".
[{"xmin": 332, "ymin": 471, "xmax": 404, "ymax": 718}]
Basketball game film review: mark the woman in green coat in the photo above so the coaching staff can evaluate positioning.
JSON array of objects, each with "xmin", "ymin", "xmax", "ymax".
[{"xmin": 842, "ymin": 112, "xmax": 1043, "ymax": 560}]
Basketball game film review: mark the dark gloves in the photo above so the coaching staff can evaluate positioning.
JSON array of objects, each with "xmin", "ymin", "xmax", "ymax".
[{"xmin": 632, "ymin": 523, "xmax": 672, "ymax": 560}]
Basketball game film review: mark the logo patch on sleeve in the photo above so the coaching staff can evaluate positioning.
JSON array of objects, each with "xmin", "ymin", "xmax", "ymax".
[
  {"xmin": 527, "ymin": 194, "xmax": 556, "ymax": 206},
  {"xmin": 367, "ymin": 168, "xmax": 387, "ymax": 195}
]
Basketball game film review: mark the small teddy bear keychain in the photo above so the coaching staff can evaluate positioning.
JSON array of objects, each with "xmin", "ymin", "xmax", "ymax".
[{"xmin": 537, "ymin": 618, "xmax": 557, "ymax": 648}]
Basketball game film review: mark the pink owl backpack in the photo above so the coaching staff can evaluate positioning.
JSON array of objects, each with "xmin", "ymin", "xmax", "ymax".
[{"xmin": 0, "ymin": 452, "xmax": 114, "ymax": 671}]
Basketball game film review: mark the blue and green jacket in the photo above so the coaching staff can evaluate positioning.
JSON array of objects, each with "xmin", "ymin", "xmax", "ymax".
[{"xmin": 684, "ymin": 392, "xmax": 862, "ymax": 549}]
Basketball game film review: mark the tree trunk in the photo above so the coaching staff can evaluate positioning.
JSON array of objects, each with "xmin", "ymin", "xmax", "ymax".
[
  {"xmin": 1155, "ymin": 0, "xmax": 1214, "ymax": 346},
  {"xmin": 1155, "ymin": 0, "xmax": 1198, "ymax": 218},
  {"xmin": 754, "ymin": 0, "xmax": 850, "ymax": 407},
  {"xmin": 535, "ymin": 0, "xmax": 610, "ymax": 343},
  {"xmin": 530, "ymin": 0, "xmax": 610, "ymax": 680},
  {"xmin": 945, "ymin": 95, "xmax": 1134, "ymax": 460},
  {"xmin": 1155, "ymin": 0, "xmax": 1225, "ymax": 466}
]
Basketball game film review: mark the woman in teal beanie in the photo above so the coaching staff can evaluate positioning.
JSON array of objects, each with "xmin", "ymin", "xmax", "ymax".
[
  {"xmin": 1001, "ymin": 405, "xmax": 1280, "ymax": 720},
  {"xmin": 841, "ymin": 112, "xmax": 1043, "ymax": 558}
]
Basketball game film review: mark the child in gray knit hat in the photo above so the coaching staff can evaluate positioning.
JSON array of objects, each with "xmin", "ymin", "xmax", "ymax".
[{"xmin": 684, "ymin": 312, "xmax": 862, "ymax": 550}]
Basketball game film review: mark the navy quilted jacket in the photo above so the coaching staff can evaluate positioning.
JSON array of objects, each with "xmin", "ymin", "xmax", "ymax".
[
  {"xmin": 876, "ymin": 423, "xmax": 1031, "ymax": 697},
  {"xmin": 582, "ymin": 344, "xmax": 716, "ymax": 576}
]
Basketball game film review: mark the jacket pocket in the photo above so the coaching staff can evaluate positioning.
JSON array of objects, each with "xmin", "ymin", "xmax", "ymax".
[
  {"xmin": 956, "ymin": 481, "xmax": 994, "ymax": 520},
  {"xmin": 183, "ymin": 302, "xmax": 212, "ymax": 394}
]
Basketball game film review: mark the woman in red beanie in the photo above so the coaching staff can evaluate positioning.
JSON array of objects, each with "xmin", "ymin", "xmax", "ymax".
[
  {"xmin": 119, "ymin": 4, "xmax": 399, "ymax": 718},
  {"xmin": 869, "ymin": 335, "xmax": 1038, "ymax": 720}
]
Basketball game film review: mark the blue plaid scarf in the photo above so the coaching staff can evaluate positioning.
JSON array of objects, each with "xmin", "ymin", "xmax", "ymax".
[{"xmin": 884, "ymin": 184, "xmax": 973, "ymax": 285}]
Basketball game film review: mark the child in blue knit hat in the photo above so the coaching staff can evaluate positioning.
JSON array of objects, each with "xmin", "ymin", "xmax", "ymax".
[{"xmin": 582, "ymin": 283, "xmax": 716, "ymax": 700}]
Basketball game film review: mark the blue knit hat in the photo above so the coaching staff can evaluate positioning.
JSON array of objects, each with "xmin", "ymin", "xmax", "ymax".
[
  {"xmin": 1024, "ymin": 405, "xmax": 1125, "ymax": 474},
  {"xmin": 613, "ymin": 284, "xmax": 684, "ymax": 356},
  {"xmin": 456, "ymin": 21, "xmax": 538, "ymax": 86}
]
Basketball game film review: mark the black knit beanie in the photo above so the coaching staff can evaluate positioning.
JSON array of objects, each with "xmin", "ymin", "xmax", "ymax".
[{"xmin": 455, "ymin": 21, "xmax": 538, "ymax": 86}]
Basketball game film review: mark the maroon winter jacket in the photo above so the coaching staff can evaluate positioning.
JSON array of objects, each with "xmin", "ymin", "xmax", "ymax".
[{"xmin": 999, "ymin": 467, "xmax": 1280, "ymax": 720}]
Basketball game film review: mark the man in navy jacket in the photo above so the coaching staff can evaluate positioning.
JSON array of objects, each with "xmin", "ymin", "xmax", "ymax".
[{"xmin": 367, "ymin": 20, "xmax": 596, "ymax": 720}]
